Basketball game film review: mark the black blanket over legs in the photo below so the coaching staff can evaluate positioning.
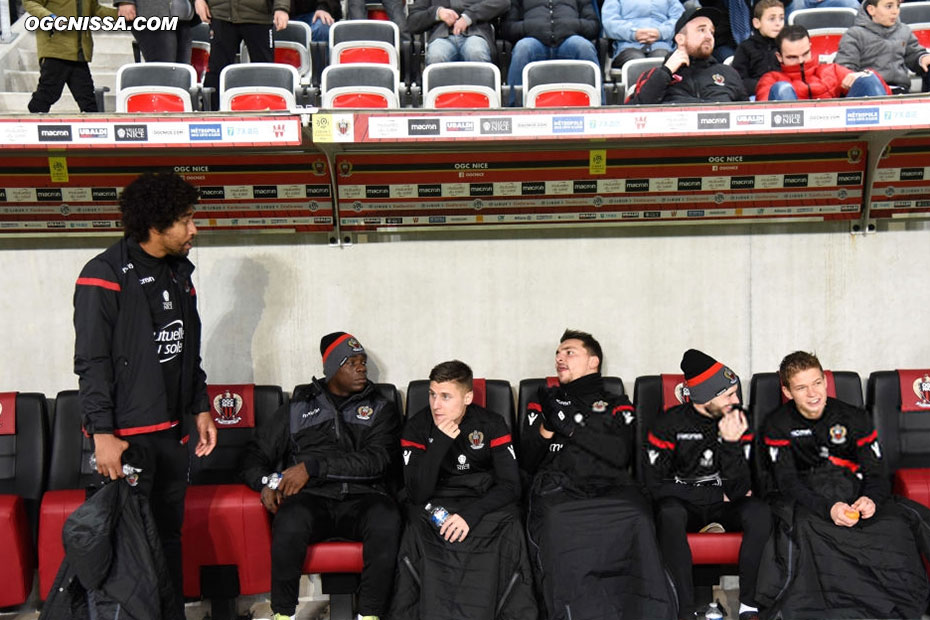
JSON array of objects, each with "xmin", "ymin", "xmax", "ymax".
[
  {"xmin": 527, "ymin": 485, "xmax": 677, "ymax": 620},
  {"xmin": 388, "ymin": 502, "xmax": 538, "ymax": 620},
  {"xmin": 757, "ymin": 497, "xmax": 930, "ymax": 619}
]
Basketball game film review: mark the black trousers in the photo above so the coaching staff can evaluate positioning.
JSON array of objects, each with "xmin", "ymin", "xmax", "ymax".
[
  {"xmin": 271, "ymin": 492, "xmax": 402, "ymax": 616},
  {"xmin": 655, "ymin": 496, "xmax": 772, "ymax": 614},
  {"xmin": 29, "ymin": 57, "xmax": 98, "ymax": 113},
  {"xmin": 203, "ymin": 19, "xmax": 273, "ymax": 109},
  {"xmin": 133, "ymin": 19, "xmax": 194, "ymax": 63},
  {"xmin": 93, "ymin": 427, "xmax": 188, "ymax": 616}
]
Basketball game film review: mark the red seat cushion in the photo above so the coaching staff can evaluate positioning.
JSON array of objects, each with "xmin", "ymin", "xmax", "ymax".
[
  {"xmin": 687, "ymin": 532, "xmax": 743, "ymax": 564},
  {"xmin": 126, "ymin": 92, "xmax": 187, "ymax": 113},
  {"xmin": 894, "ymin": 468, "xmax": 930, "ymax": 509},
  {"xmin": 337, "ymin": 47, "xmax": 391, "ymax": 64},
  {"xmin": 275, "ymin": 47, "xmax": 304, "ymax": 70},
  {"xmin": 433, "ymin": 91, "xmax": 492, "ymax": 108},
  {"xmin": 182, "ymin": 484, "xmax": 272, "ymax": 597},
  {"xmin": 302, "ymin": 541, "xmax": 364, "ymax": 574},
  {"xmin": 191, "ymin": 47, "xmax": 210, "ymax": 82},
  {"xmin": 533, "ymin": 90, "xmax": 592, "ymax": 107},
  {"xmin": 38, "ymin": 489, "xmax": 85, "ymax": 600},
  {"xmin": 0, "ymin": 495, "xmax": 34, "ymax": 607},
  {"xmin": 331, "ymin": 92, "xmax": 391, "ymax": 108},
  {"xmin": 229, "ymin": 93, "xmax": 290, "ymax": 111}
]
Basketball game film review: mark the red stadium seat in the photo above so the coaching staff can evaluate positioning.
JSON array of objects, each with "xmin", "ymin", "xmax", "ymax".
[
  {"xmin": 37, "ymin": 489, "xmax": 84, "ymax": 599},
  {"xmin": 423, "ymin": 62, "xmax": 501, "ymax": 108},
  {"xmin": 115, "ymin": 62, "xmax": 199, "ymax": 112},
  {"xmin": 808, "ymin": 29, "xmax": 846, "ymax": 63},
  {"xmin": 190, "ymin": 22, "xmax": 211, "ymax": 83},
  {"xmin": 321, "ymin": 64, "xmax": 400, "ymax": 108},
  {"xmin": 868, "ymin": 369, "xmax": 930, "ymax": 507},
  {"xmin": 122, "ymin": 90, "xmax": 190, "ymax": 112},
  {"xmin": 0, "ymin": 391, "xmax": 48, "ymax": 607},
  {"xmin": 219, "ymin": 63, "xmax": 299, "ymax": 111},
  {"xmin": 912, "ymin": 26, "xmax": 930, "ymax": 48},
  {"xmin": 329, "ymin": 20, "xmax": 400, "ymax": 69},
  {"xmin": 522, "ymin": 60, "xmax": 602, "ymax": 108}
]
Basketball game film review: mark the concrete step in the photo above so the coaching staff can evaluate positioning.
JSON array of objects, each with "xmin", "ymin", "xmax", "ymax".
[
  {"xmin": 0, "ymin": 90, "xmax": 117, "ymax": 113},
  {"xmin": 5, "ymin": 69, "xmax": 119, "ymax": 93}
]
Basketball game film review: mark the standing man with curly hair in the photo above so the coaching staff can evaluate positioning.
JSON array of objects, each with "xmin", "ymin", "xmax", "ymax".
[{"xmin": 73, "ymin": 171, "xmax": 217, "ymax": 617}]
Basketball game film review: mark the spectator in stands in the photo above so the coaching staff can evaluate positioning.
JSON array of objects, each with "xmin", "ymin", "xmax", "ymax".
[
  {"xmin": 756, "ymin": 351, "xmax": 930, "ymax": 618},
  {"xmin": 732, "ymin": 0, "xmax": 784, "ymax": 95},
  {"xmin": 695, "ymin": 0, "xmax": 753, "ymax": 62},
  {"xmin": 291, "ymin": 0, "xmax": 341, "ymax": 43},
  {"xmin": 115, "ymin": 0, "xmax": 195, "ymax": 63},
  {"xmin": 784, "ymin": 0, "xmax": 859, "ymax": 19},
  {"xmin": 24, "ymin": 0, "xmax": 117, "ymax": 112},
  {"xmin": 407, "ymin": 0, "xmax": 508, "ymax": 64},
  {"xmin": 645, "ymin": 349, "xmax": 771, "ymax": 620},
  {"xmin": 195, "ymin": 0, "xmax": 290, "ymax": 109},
  {"xmin": 521, "ymin": 330, "xmax": 675, "ymax": 619},
  {"xmin": 346, "ymin": 0, "xmax": 409, "ymax": 44},
  {"xmin": 389, "ymin": 360, "xmax": 537, "ymax": 619},
  {"xmin": 241, "ymin": 332, "xmax": 402, "ymax": 620},
  {"xmin": 835, "ymin": 0, "xmax": 930, "ymax": 94},
  {"xmin": 501, "ymin": 0, "xmax": 600, "ymax": 105},
  {"xmin": 757, "ymin": 24, "xmax": 888, "ymax": 99},
  {"xmin": 73, "ymin": 172, "xmax": 217, "ymax": 617},
  {"xmin": 601, "ymin": 0, "xmax": 683, "ymax": 72},
  {"xmin": 628, "ymin": 7, "xmax": 747, "ymax": 104}
]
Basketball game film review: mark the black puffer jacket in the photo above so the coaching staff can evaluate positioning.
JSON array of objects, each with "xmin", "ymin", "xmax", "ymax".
[
  {"xmin": 41, "ymin": 480, "xmax": 181, "ymax": 620},
  {"xmin": 732, "ymin": 32, "xmax": 780, "ymax": 95},
  {"xmin": 501, "ymin": 0, "xmax": 599, "ymax": 47}
]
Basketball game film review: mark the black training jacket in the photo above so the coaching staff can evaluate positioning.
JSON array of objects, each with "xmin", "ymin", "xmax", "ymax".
[
  {"xmin": 241, "ymin": 378, "xmax": 400, "ymax": 498},
  {"xmin": 645, "ymin": 401, "xmax": 753, "ymax": 505},
  {"xmin": 73, "ymin": 238, "xmax": 208, "ymax": 437},
  {"xmin": 763, "ymin": 397, "xmax": 889, "ymax": 520},
  {"xmin": 628, "ymin": 55, "xmax": 748, "ymax": 104}
]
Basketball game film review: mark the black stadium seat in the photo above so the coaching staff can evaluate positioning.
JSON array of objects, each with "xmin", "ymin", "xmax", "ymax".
[
  {"xmin": 634, "ymin": 373, "xmax": 744, "ymax": 566},
  {"xmin": 0, "ymin": 391, "xmax": 49, "ymax": 608},
  {"xmin": 868, "ymin": 369, "xmax": 930, "ymax": 506}
]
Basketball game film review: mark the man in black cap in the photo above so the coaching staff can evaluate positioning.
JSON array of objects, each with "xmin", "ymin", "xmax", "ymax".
[
  {"xmin": 628, "ymin": 6, "xmax": 748, "ymax": 104},
  {"xmin": 520, "ymin": 329, "xmax": 676, "ymax": 620},
  {"xmin": 241, "ymin": 332, "xmax": 401, "ymax": 620},
  {"xmin": 644, "ymin": 349, "xmax": 770, "ymax": 620}
]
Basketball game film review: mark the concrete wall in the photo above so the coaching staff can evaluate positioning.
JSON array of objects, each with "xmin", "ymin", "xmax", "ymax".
[{"xmin": 2, "ymin": 220, "xmax": 927, "ymax": 402}]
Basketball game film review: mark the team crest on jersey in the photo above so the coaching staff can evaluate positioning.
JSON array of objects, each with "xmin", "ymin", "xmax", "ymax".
[
  {"xmin": 592, "ymin": 400, "xmax": 608, "ymax": 413},
  {"xmin": 675, "ymin": 383, "xmax": 689, "ymax": 404},
  {"xmin": 700, "ymin": 449, "xmax": 714, "ymax": 468},
  {"xmin": 468, "ymin": 430, "xmax": 485, "ymax": 449},
  {"xmin": 456, "ymin": 454, "xmax": 470, "ymax": 471},
  {"xmin": 213, "ymin": 390, "xmax": 242, "ymax": 425},
  {"xmin": 356, "ymin": 405, "xmax": 373, "ymax": 420},
  {"xmin": 912, "ymin": 374, "xmax": 930, "ymax": 408},
  {"xmin": 829, "ymin": 424, "xmax": 847, "ymax": 444},
  {"xmin": 712, "ymin": 74, "xmax": 726, "ymax": 86}
]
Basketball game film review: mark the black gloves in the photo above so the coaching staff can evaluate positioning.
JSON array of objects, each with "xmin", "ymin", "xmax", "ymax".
[{"xmin": 540, "ymin": 387, "xmax": 579, "ymax": 437}]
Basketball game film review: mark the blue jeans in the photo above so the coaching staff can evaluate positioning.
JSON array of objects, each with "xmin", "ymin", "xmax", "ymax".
[
  {"xmin": 507, "ymin": 35, "xmax": 599, "ymax": 105},
  {"xmin": 426, "ymin": 35, "xmax": 492, "ymax": 64},
  {"xmin": 768, "ymin": 72, "xmax": 885, "ymax": 100},
  {"xmin": 785, "ymin": 0, "xmax": 861, "ymax": 16},
  {"xmin": 295, "ymin": 13, "xmax": 331, "ymax": 43}
]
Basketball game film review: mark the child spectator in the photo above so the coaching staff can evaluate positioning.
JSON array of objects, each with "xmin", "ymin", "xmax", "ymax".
[
  {"xmin": 24, "ymin": 0, "xmax": 117, "ymax": 112},
  {"xmin": 601, "ymin": 0, "xmax": 683, "ymax": 72},
  {"xmin": 732, "ymin": 0, "xmax": 784, "ymax": 94},
  {"xmin": 835, "ymin": 0, "xmax": 930, "ymax": 93}
]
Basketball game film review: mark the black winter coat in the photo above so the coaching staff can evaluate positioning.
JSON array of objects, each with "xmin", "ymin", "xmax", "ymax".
[
  {"xmin": 407, "ymin": 0, "xmax": 509, "ymax": 46},
  {"xmin": 732, "ymin": 32, "xmax": 780, "ymax": 95},
  {"xmin": 628, "ymin": 56, "xmax": 747, "ymax": 104},
  {"xmin": 501, "ymin": 0, "xmax": 598, "ymax": 47},
  {"xmin": 73, "ymin": 238, "xmax": 209, "ymax": 438},
  {"xmin": 41, "ymin": 480, "xmax": 181, "ymax": 620},
  {"xmin": 240, "ymin": 378, "xmax": 400, "ymax": 499}
]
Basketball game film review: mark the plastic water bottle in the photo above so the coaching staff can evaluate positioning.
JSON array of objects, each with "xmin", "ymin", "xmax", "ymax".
[
  {"xmin": 262, "ymin": 472, "xmax": 283, "ymax": 490},
  {"xmin": 88, "ymin": 454, "xmax": 142, "ymax": 486},
  {"xmin": 424, "ymin": 502, "xmax": 449, "ymax": 529},
  {"xmin": 705, "ymin": 602, "xmax": 724, "ymax": 620}
]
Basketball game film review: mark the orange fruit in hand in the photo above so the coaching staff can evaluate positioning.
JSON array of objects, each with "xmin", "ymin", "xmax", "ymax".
[{"xmin": 845, "ymin": 510, "xmax": 860, "ymax": 520}]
